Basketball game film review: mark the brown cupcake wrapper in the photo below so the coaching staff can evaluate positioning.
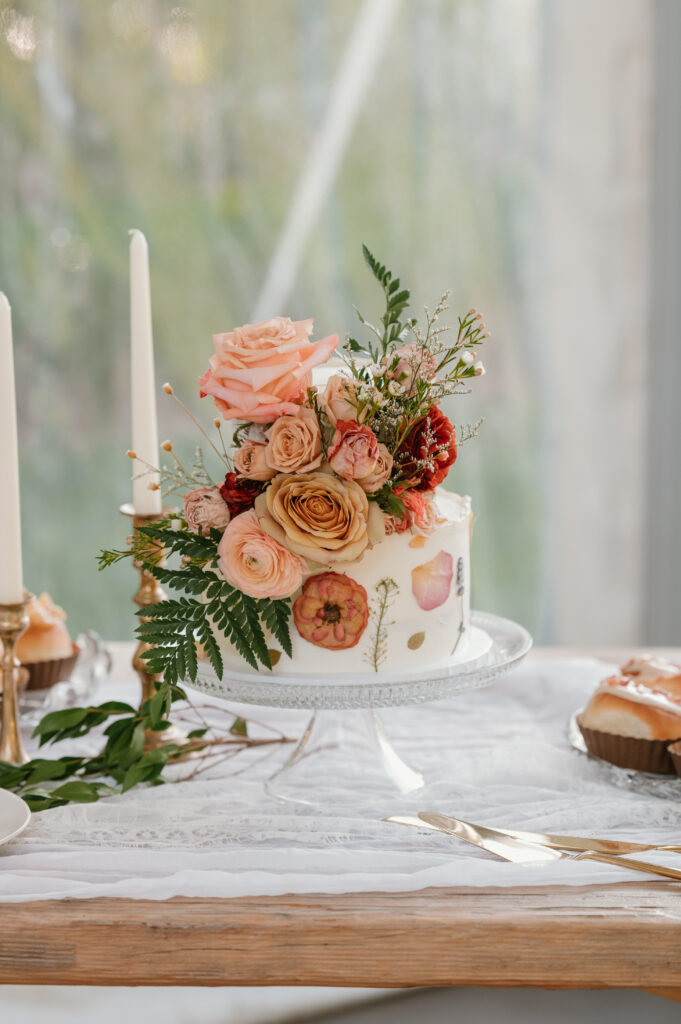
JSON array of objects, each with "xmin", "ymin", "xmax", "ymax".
[
  {"xmin": 577, "ymin": 715, "xmax": 681, "ymax": 774},
  {"xmin": 667, "ymin": 741, "xmax": 681, "ymax": 780},
  {"xmin": 21, "ymin": 643, "xmax": 80, "ymax": 692}
]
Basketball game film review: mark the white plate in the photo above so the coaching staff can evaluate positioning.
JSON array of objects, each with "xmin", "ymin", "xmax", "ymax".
[{"xmin": 0, "ymin": 789, "xmax": 31, "ymax": 846}]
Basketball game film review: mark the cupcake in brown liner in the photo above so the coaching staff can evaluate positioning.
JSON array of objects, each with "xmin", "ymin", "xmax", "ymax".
[
  {"xmin": 21, "ymin": 642, "xmax": 80, "ymax": 691},
  {"xmin": 667, "ymin": 741, "xmax": 681, "ymax": 780},
  {"xmin": 577, "ymin": 655, "xmax": 681, "ymax": 775},
  {"xmin": 1, "ymin": 593, "xmax": 79, "ymax": 692}
]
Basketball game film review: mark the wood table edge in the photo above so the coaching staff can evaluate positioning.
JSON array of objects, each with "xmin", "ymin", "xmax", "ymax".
[{"xmin": 2, "ymin": 883, "xmax": 681, "ymax": 989}]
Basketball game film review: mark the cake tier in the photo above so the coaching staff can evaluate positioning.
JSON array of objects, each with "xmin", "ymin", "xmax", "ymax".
[{"xmin": 218, "ymin": 488, "xmax": 472, "ymax": 678}]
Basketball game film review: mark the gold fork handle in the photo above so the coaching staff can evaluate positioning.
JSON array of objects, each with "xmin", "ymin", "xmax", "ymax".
[{"xmin": 577, "ymin": 850, "xmax": 681, "ymax": 881}]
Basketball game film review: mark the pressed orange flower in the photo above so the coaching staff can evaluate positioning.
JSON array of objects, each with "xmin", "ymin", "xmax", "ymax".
[{"xmin": 293, "ymin": 572, "xmax": 369, "ymax": 650}]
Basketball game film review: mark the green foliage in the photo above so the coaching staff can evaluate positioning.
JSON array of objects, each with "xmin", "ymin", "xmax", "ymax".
[
  {"xmin": 0, "ymin": 689, "xmax": 186, "ymax": 811},
  {"xmin": 348, "ymin": 244, "xmax": 415, "ymax": 361}
]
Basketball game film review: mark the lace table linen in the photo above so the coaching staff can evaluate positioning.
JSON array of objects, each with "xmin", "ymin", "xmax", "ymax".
[{"xmin": 2, "ymin": 650, "xmax": 681, "ymax": 902}]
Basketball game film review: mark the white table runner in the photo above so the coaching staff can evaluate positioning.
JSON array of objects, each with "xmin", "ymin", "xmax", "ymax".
[{"xmin": 2, "ymin": 650, "xmax": 680, "ymax": 901}]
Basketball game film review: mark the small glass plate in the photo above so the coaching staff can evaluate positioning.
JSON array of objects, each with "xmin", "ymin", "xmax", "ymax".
[{"xmin": 568, "ymin": 711, "xmax": 681, "ymax": 800}]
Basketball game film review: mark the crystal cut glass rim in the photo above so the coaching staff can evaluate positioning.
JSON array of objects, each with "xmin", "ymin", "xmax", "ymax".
[{"xmin": 184, "ymin": 610, "xmax": 533, "ymax": 710}]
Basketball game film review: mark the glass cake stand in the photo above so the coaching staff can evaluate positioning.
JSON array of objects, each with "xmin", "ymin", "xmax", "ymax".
[{"xmin": 186, "ymin": 610, "xmax": 532, "ymax": 806}]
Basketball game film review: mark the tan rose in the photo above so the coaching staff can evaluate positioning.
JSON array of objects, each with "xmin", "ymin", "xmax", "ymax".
[
  {"xmin": 183, "ymin": 487, "xmax": 231, "ymax": 535},
  {"xmin": 357, "ymin": 442, "xmax": 393, "ymax": 493},
  {"xmin": 265, "ymin": 407, "xmax": 322, "ymax": 474},
  {"xmin": 255, "ymin": 468, "xmax": 385, "ymax": 565},
  {"xmin": 233, "ymin": 439, "xmax": 276, "ymax": 481},
  {"xmin": 318, "ymin": 373, "xmax": 368, "ymax": 427}
]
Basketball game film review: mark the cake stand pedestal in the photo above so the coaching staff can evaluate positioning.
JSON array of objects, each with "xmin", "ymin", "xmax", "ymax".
[{"xmin": 185, "ymin": 611, "xmax": 532, "ymax": 808}]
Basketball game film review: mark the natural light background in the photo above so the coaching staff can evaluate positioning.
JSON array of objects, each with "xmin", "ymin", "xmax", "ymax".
[{"xmin": 0, "ymin": 0, "xmax": 653, "ymax": 644}]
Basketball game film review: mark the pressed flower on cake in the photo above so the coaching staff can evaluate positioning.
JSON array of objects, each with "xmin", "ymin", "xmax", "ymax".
[{"xmin": 293, "ymin": 572, "xmax": 369, "ymax": 649}]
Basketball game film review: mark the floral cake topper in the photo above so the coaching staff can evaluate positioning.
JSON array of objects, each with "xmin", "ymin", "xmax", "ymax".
[{"xmin": 102, "ymin": 247, "xmax": 489, "ymax": 678}]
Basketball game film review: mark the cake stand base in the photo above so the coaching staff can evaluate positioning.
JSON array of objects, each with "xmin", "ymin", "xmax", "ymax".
[{"xmin": 264, "ymin": 709, "xmax": 424, "ymax": 807}]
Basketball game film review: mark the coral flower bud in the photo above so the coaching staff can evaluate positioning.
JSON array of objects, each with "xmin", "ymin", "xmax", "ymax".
[
  {"xmin": 214, "ymin": 418, "xmax": 221, "ymax": 428},
  {"xmin": 163, "ymin": 382, "xmax": 174, "ymax": 394},
  {"xmin": 127, "ymin": 450, "xmax": 136, "ymax": 459},
  {"xmin": 149, "ymin": 482, "xmax": 160, "ymax": 491},
  {"xmin": 161, "ymin": 440, "xmax": 173, "ymax": 451}
]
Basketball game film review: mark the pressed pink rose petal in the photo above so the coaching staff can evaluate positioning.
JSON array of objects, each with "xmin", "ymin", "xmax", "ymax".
[{"xmin": 411, "ymin": 550, "xmax": 454, "ymax": 611}]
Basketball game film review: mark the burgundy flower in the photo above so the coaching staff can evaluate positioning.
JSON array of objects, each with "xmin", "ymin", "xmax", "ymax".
[
  {"xmin": 397, "ymin": 407, "xmax": 457, "ymax": 491},
  {"xmin": 219, "ymin": 472, "xmax": 264, "ymax": 517}
]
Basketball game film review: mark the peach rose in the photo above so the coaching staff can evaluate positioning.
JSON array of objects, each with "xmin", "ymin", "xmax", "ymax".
[
  {"xmin": 199, "ymin": 317, "xmax": 338, "ymax": 423},
  {"xmin": 356, "ymin": 442, "xmax": 393, "ymax": 493},
  {"xmin": 265, "ymin": 406, "xmax": 322, "ymax": 474},
  {"xmin": 233, "ymin": 439, "xmax": 276, "ymax": 481},
  {"xmin": 255, "ymin": 468, "xmax": 385, "ymax": 565},
  {"xmin": 318, "ymin": 373, "xmax": 367, "ymax": 427},
  {"xmin": 218, "ymin": 509, "xmax": 307, "ymax": 600},
  {"xmin": 328, "ymin": 420, "xmax": 379, "ymax": 482},
  {"xmin": 183, "ymin": 487, "xmax": 231, "ymax": 536}
]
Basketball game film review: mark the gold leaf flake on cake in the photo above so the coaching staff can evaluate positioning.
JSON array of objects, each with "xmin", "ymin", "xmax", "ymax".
[
  {"xmin": 268, "ymin": 649, "xmax": 282, "ymax": 666},
  {"xmin": 407, "ymin": 631, "xmax": 425, "ymax": 650},
  {"xmin": 408, "ymin": 534, "xmax": 427, "ymax": 549}
]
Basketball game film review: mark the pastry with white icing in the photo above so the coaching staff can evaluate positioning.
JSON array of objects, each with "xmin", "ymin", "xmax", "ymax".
[{"xmin": 578, "ymin": 656, "xmax": 681, "ymax": 772}]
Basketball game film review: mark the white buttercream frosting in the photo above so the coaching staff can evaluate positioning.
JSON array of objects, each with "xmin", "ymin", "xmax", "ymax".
[{"xmin": 597, "ymin": 677, "xmax": 681, "ymax": 718}]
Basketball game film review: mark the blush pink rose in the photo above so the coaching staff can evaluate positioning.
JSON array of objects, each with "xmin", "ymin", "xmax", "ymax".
[
  {"xmin": 318, "ymin": 374, "xmax": 367, "ymax": 427},
  {"xmin": 218, "ymin": 509, "xmax": 308, "ymax": 600},
  {"xmin": 328, "ymin": 420, "xmax": 380, "ymax": 483},
  {"xmin": 233, "ymin": 439, "xmax": 277, "ymax": 481},
  {"xmin": 199, "ymin": 317, "xmax": 338, "ymax": 424},
  {"xmin": 386, "ymin": 343, "xmax": 438, "ymax": 393},
  {"xmin": 356, "ymin": 442, "xmax": 393, "ymax": 493},
  {"xmin": 183, "ymin": 488, "xmax": 231, "ymax": 536}
]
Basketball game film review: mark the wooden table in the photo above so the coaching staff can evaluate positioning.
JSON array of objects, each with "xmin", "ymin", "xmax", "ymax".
[{"xmin": 2, "ymin": 647, "xmax": 681, "ymax": 993}]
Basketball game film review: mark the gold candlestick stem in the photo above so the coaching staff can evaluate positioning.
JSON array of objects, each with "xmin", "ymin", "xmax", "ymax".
[
  {"xmin": 0, "ymin": 591, "xmax": 32, "ymax": 765},
  {"xmin": 121, "ymin": 504, "xmax": 189, "ymax": 752}
]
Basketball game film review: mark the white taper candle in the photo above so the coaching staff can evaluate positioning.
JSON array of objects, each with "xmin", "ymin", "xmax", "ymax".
[
  {"xmin": 0, "ymin": 293, "xmax": 24, "ymax": 604},
  {"xmin": 129, "ymin": 230, "xmax": 161, "ymax": 515}
]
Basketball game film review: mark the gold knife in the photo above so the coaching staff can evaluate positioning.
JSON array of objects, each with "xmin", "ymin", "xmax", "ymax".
[
  {"xmin": 383, "ymin": 813, "xmax": 681, "ymax": 856},
  {"xmin": 417, "ymin": 812, "xmax": 681, "ymax": 881}
]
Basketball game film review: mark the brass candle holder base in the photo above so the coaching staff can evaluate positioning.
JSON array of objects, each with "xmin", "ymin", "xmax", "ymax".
[
  {"xmin": 0, "ymin": 591, "xmax": 32, "ymax": 765},
  {"xmin": 121, "ymin": 504, "xmax": 197, "ymax": 756}
]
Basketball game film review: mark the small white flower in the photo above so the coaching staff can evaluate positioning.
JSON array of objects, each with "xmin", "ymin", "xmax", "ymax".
[
  {"xmin": 460, "ymin": 350, "xmax": 475, "ymax": 365},
  {"xmin": 367, "ymin": 363, "xmax": 382, "ymax": 378},
  {"xmin": 387, "ymin": 380, "xmax": 405, "ymax": 397},
  {"xmin": 473, "ymin": 360, "xmax": 486, "ymax": 376},
  {"xmin": 170, "ymin": 518, "xmax": 183, "ymax": 531}
]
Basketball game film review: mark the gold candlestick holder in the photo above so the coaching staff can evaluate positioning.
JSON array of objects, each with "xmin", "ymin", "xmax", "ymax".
[
  {"xmin": 0, "ymin": 590, "xmax": 32, "ymax": 765},
  {"xmin": 121, "ymin": 503, "xmax": 190, "ymax": 752}
]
